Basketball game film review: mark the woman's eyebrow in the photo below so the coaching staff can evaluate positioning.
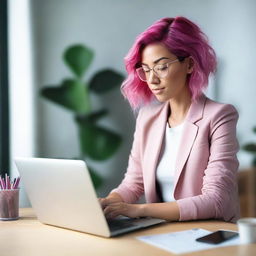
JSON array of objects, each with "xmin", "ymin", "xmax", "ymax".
[{"xmin": 141, "ymin": 57, "xmax": 170, "ymax": 66}]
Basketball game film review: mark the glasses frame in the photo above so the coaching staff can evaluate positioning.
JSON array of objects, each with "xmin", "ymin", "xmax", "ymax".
[{"xmin": 136, "ymin": 57, "xmax": 185, "ymax": 82}]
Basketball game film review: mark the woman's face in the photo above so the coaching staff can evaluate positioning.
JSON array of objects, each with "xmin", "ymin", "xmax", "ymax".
[{"xmin": 141, "ymin": 43, "xmax": 192, "ymax": 102}]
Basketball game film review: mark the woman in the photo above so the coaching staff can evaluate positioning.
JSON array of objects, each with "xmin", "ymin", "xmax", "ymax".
[{"xmin": 100, "ymin": 16, "xmax": 239, "ymax": 223}]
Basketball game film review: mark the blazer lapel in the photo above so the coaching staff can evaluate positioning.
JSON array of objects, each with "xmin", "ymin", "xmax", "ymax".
[
  {"xmin": 145, "ymin": 102, "xmax": 169, "ymax": 203},
  {"xmin": 173, "ymin": 95, "xmax": 207, "ymax": 195}
]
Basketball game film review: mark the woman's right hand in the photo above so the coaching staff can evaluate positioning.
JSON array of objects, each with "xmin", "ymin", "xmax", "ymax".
[{"xmin": 99, "ymin": 192, "xmax": 123, "ymax": 209}]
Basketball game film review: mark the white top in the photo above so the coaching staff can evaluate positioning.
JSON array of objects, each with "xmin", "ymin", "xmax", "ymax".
[{"xmin": 156, "ymin": 122, "xmax": 185, "ymax": 202}]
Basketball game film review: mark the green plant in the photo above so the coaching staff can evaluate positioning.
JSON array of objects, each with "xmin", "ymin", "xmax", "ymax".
[
  {"xmin": 242, "ymin": 126, "xmax": 256, "ymax": 167},
  {"xmin": 40, "ymin": 44, "xmax": 124, "ymax": 188}
]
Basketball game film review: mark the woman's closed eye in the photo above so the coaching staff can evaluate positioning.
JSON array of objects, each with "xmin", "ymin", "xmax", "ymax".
[
  {"xmin": 142, "ymin": 67, "xmax": 151, "ymax": 73},
  {"xmin": 142, "ymin": 64, "xmax": 168, "ymax": 73},
  {"xmin": 156, "ymin": 64, "xmax": 168, "ymax": 71}
]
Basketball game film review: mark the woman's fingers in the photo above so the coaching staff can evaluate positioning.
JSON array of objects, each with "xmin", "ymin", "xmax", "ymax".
[
  {"xmin": 99, "ymin": 197, "xmax": 114, "ymax": 209},
  {"xmin": 104, "ymin": 203, "xmax": 123, "ymax": 219},
  {"xmin": 103, "ymin": 202, "xmax": 140, "ymax": 219},
  {"xmin": 98, "ymin": 196, "xmax": 122, "ymax": 209},
  {"xmin": 100, "ymin": 200, "xmax": 142, "ymax": 219},
  {"xmin": 98, "ymin": 198, "xmax": 107, "ymax": 208}
]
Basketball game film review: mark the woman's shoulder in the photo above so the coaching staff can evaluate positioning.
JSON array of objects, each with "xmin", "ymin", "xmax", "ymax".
[
  {"xmin": 201, "ymin": 96, "xmax": 239, "ymax": 129},
  {"xmin": 187, "ymin": 94, "xmax": 238, "ymax": 125},
  {"xmin": 205, "ymin": 96, "xmax": 238, "ymax": 116}
]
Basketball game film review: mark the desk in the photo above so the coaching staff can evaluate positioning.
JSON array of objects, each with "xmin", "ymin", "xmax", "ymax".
[{"xmin": 0, "ymin": 208, "xmax": 255, "ymax": 256}]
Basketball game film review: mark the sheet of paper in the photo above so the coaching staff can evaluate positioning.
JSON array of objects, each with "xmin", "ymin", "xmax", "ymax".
[{"xmin": 137, "ymin": 229, "xmax": 240, "ymax": 254}]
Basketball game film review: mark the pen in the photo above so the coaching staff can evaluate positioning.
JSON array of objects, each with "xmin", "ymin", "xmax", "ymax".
[
  {"xmin": 0, "ymin": 177, "xmax": 3, "ymax": 189},
  {"xmin": 11, "ymin": 178, "xmax": 17, "ymax": 189},
  {"xmin": 5, "ymin": 174, "xmax": 7, "ymax": 189},
  {"xmin": 13, "ymin": 177, "xmax": 20, "ymax": 189},
  {"xmin": 1, "ymin": 177, "xmax": 6, "ymax": 190},
  {"xmin": 0, "ymin": 175, "xmax": 20, "ymax": 190},
  {"xmin": 6, "ymin": 174, "xmax": 11, "ymax": 189}
]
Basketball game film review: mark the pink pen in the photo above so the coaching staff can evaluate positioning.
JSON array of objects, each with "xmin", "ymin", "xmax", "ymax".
[
  {"xmin": 13, "ymin": 177, "xmax": 20, "ymax": 189},
  {"xmin": 7, "ymin": 175, "xmax": 11, "ymax": 190},
  {"xmin": 11, "ymin": 178, "xmax": 16, "ymax": 189},
  {"xmin": 0, "ymin": 177, "xmax": 4, "ymax": 189},
  {"xmin": 5, "ymin": 174, "xmax": 10, "ymax": 189},
  {"xmin": 5, "ymin": 174, "xmax": 7, "ymax": 188},
  {"xmin": 2, "ymin": 175, "xmax": 6, "ymax": 189}
]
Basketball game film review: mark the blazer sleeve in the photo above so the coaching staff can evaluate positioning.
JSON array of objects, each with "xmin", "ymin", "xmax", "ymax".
[
  {"xmin": 111, "ymin": 109, "xmax": 144, "ymax": 203},
  {"xmin": 177, "ymin": 104, "xmax": 240, "ymax": 222}
]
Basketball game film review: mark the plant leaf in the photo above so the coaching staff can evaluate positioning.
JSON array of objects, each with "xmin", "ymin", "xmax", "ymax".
[
  {"xmin": 253, "ymin": 126, "xmax": 256, "ymax": 133},
  {"xmin": 89, "ymin": 69, "xmax": 124, "ymax": 94},
  {"xmin": 87, "ymin": 165, "xmax": 103, "ymax": 189},
  {"xmin": 243, "ymin": 143, "xmax": 256, "ymax": 153},
  {"xmin": 77, "ymin": 122, "xmax": 122, "ymax": 161},
  {"xmin": 252, "ymin": 156, "xmax": 256, "ymax": 167},
  {"xmin": 64, "ymin": 45, "xmax": 94, "ymax": 78},
  {"xmin": 75, "ymin": 109, "xmax": 108, "ymax": 124},
  {"xmin": 41, "ymin": 79, "xmax": 91, "ymax": 113}
]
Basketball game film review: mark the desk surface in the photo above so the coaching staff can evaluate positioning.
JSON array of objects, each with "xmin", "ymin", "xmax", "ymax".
[{"xmin": 0, "ymin": 208, "xmax": 255, "ymax": 256}]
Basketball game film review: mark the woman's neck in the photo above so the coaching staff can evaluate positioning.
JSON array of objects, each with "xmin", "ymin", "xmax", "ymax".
[{"xmin": 168, "ymin": 90, "xmax": 191, "ymax": 127}]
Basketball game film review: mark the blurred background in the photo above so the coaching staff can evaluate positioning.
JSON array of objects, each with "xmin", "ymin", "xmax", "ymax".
[{"xmin": 1, "ymin": 0, "xmax": 256, "ymax": 211}]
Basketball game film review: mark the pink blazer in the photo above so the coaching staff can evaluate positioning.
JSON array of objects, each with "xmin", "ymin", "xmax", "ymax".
[{"xmin": 112, "ymin": 94, "xmax": 239, "ymax": 222}]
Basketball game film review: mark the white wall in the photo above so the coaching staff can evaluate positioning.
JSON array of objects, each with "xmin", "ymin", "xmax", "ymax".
[
  {"xmin": 28, "ymin": 0, "xmax": 256, "ymax": 199},
  {"xmin": 8, "ymin": 0, "xmax": 36, "ymax": 206}
]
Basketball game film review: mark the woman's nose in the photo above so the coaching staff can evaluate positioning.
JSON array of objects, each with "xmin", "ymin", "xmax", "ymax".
[{"xmin": 148, "ymin": 70, "xmax": 160, "ymax": 84}]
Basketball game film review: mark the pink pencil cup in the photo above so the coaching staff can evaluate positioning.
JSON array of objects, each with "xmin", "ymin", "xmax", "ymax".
[{"xmin": 0, "ymin": 189, "xmax": 19, "ymax": 220}]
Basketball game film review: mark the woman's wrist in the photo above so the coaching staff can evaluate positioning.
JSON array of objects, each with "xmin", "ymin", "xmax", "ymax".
[
  {"xmin": 135, "ymin": 202, "xmax": 180, "ymax": 221},
  {"xmin": 137, "ymin": 204, "xmax": 147, "ymax": 217}
]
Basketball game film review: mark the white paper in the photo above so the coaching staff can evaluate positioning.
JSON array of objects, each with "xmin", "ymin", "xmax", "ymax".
[{"xmin": 137, "ymin": 229, "xmax": 240, "ymax": 254}]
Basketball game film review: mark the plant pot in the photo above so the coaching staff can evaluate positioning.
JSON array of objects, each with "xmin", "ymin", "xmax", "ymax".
[{"xmin": 238, "ymin": 168, "xmax": 256, "ymax": 217}]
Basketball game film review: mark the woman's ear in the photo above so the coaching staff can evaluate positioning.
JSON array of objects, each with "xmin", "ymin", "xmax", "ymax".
[{"xmin": 187, "ymin": 57, "xmax": 194, "ymax": 74}]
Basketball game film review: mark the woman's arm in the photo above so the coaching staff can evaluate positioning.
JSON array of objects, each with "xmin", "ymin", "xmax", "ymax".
[
  {"xmin": 141, "ymin": 202, "xmax": 180, "ymax": 220},
  {"xmin": 103, "ymin": 200, "xmax": 180, "ymax": 221},
  {"xmin": 177, "ymin": 104, "xmax": 239, "ymax": 222}
]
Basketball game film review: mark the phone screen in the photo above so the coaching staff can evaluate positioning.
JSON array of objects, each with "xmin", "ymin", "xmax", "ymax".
[{"xmin": 196, "ymin": 230, "xmax": 238, "ymax": 244}]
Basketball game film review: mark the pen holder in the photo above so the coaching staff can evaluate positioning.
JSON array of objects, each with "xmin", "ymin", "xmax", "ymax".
[{"xmin": 0, "ymin": 189, "xmax": 19, "ymax": 220}]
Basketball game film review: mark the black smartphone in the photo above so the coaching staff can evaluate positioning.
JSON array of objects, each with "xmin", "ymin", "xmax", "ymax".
[{"xmin": 196, "ymin": 230, "xmax": 238, "ymax": 244}]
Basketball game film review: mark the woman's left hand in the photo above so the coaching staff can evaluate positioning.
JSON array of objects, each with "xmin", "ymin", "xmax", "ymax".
[{"xmin": 103, "ymin": 202, "xmax": 144, "ymax": 219}]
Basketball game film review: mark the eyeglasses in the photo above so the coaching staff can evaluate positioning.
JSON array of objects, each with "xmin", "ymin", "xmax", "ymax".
[{"xmin": 136, "ymin": 58, "xmax": 180, "ymax": 82}]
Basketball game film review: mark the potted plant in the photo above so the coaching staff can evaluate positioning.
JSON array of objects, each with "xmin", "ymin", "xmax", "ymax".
[
  {"xmin": 243, "ymin": 126, "xmax": 256, "ymax": 167},
  {"xmin": 40, "ymin": 44, "xmax": 124, "ymax": 189},
  {"xmin": 239, "ymin": 126, "xmax": 256, "ymax": 217}
]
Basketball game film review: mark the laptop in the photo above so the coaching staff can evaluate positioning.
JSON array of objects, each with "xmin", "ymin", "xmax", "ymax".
[{"xmin": 14, "ymin": 157, "xmax": 165, "ymax": 237}]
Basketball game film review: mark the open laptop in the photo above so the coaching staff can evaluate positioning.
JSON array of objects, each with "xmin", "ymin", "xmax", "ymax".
[{"xmin": 15, "ymin": 157, "xmax": 165, "ymax": 237}]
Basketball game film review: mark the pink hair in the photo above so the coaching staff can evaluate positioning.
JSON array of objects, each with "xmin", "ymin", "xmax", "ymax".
[{"xmin": 121, "ymin": 16, "xmax": 217, "ymax": 109}]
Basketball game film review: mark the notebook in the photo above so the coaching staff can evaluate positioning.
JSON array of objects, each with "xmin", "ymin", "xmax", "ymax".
[{"xmin": 14, "ymin": 157, "xmax": 165, "ymax": 237}]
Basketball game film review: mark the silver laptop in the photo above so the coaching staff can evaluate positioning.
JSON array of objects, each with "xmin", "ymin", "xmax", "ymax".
[{"xmin": 15, "ymin": 157, "xmax": 165, "ymax": 237}]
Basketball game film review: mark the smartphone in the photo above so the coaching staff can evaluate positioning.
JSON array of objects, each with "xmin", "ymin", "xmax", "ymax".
[{"xmin": 196, "ymin": 230, "xmax": 238, "ymax": 244}]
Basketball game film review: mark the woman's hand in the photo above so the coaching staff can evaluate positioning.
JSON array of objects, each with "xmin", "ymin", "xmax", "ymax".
[
  {"xmin": 99, "ymin": 192, "xmax": 124, "ymax": 209},
  {"xmin": 103, "ymin": 202, "xmax": 144, "ymax": 219},
  {"xmin": 99, "ymin": 197, "xmax": 121, "ymax": 209},
  {"xmin": 99, "ymin": 192, "xmax": 143, "ymax": 219}
]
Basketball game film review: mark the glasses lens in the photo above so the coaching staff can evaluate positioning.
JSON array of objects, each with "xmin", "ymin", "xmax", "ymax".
[
  {"xmin": 136, "ymin": 68, "xmax": 147, "ymax": 81},
  {"xmin": 154, "ymin": 64, "xmax": 169, "ymax": 78}
]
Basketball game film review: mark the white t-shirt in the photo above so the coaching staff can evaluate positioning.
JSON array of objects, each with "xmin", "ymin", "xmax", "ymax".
[{"xmin": 156, "ymin": 122, "xmax": 185, "ymax": 202}]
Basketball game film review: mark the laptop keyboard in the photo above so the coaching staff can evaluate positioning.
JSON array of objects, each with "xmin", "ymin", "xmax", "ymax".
[{"xmin": 107, "ymin": 218, "xmax": 138, "ymax": 232}]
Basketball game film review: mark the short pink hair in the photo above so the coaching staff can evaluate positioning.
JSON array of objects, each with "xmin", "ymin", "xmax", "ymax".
[{"xmin": 121, "ymin": 16, "xmax": 217, "ymax": 109}]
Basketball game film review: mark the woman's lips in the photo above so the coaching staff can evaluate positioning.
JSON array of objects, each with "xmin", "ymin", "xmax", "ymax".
[{"xmin": 152, "ymin": 88, "xmax": 165, "ymax": 95}]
